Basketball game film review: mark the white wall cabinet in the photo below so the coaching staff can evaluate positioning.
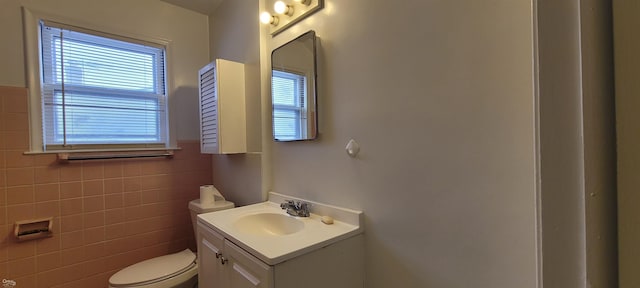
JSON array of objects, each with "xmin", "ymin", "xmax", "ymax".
[
  {"xmin": 198, "ymin": 59, "xmax": 246, "ymax": 154},
  {"xmin": 197, "ymin": 222, "xmax": 364, "ymax": 288}
]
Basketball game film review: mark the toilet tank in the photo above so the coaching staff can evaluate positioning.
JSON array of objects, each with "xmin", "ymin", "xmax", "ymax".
[{"xmin": 188, "ymin": 200, "xmax": 235, "ymax": 240}]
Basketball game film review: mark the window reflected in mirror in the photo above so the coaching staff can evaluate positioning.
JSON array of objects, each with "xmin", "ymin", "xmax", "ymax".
[
  {"xmin": 273, "ymin": 70, "xmax": 309, "ymax": 140},
  {"xmin": 271, "ymin": 30, "xmax": 317, "ymax": 141}
]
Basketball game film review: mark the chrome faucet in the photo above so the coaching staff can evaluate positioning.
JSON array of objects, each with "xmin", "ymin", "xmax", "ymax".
[{"xmin": 280, "ymin": 200, "xmax": 311, "ymax": 217}]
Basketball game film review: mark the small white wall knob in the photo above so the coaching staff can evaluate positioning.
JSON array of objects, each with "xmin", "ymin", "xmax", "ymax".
[{"xmin": 345, "ymin": 139, "xmax": 360, "ymax": 157}]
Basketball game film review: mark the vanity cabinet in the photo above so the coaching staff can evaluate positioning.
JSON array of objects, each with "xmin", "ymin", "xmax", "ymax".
[
  {"xmin": 198, "ymin": 222, "xmax": 272, "ymax": 288},
  {"xmin": 197, "ymin": 221, "xmax": 364, "ymax": 288}
]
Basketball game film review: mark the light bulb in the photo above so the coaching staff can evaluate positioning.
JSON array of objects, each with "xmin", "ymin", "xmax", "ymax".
[
  {"xmin": 260, "ymin": 12, "xmax": 272, "ymax": 24},
  {"xmin": 274, "ymin": 1, "xmax": 293, "ymax": 16},
  {"xmin": 260, "ymin": 12, "xmax": 278, "ymax": 25}
]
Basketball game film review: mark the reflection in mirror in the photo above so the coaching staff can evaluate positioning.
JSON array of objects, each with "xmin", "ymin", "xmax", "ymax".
[{"xmin": 271, "ymin": 30, "xmax": 317, "ymax": 141}]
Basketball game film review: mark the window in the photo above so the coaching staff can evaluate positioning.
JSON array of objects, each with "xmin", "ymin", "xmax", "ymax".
[
  {"xmin": 272, "ymin": 70, "xmax": 307, "ymax": 141},
  {"xmin": 37, "ymin": 21, "xmax": 168, "ymax": 151}
]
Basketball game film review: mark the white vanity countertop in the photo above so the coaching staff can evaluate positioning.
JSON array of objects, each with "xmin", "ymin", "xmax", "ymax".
[{"xmin": 197, "ymin": 192, "xmax": 363, "ymax": 265}]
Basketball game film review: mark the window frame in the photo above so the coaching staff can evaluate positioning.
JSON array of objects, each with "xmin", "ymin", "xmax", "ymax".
[
  {"xmin": 23, "ymin": 8, "xmax": 177, "ymax": 153},
  {"xmin": 272, "ymin": 69, "xmax": 309, "ymax": 141}
]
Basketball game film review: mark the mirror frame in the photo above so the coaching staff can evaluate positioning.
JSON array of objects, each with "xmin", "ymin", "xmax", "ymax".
[{"xmin": 270, "ymin": 30, "xmax": 318, "ymax": 142}]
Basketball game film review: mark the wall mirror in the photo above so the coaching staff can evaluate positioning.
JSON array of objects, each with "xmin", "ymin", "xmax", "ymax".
[{"xmin": 271, "ymin": 30, "xmax": 317, "ymax": 141}]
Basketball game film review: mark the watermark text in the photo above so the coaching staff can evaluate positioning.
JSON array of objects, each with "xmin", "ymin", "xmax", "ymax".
[{"xmin": 2, "ymin": 279, "xmax": 16, "ymax": 288}]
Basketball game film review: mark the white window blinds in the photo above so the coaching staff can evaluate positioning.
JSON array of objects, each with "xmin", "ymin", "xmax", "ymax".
[
  {"xmin": 39, "ymin": 21, "xmax": 167, "ymax": 149},
  {"xmin": 272, "ymin": 70, "xmax": 306, "ymax": 141}
]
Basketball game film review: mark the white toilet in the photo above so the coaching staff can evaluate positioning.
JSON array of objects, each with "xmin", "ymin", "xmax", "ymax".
[{"xmin": 108, "ymin": 200, "xmax": 235, "ymax": 288}]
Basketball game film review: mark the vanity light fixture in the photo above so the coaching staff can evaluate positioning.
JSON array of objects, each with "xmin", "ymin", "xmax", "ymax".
[
  {"xmin": 294, "ymin": 0, "xmax": 312, "ymax": 5},
  {"xmin": 262, "ymin": 0, "xmax": 324, "ymax": 36},
  {"xmin": 274, "ymin": 1, "xmax": 294, "ymax": 16},
  {"xmin": 260, "ymin": 11, "xmax": 279, "ymax": 25}
]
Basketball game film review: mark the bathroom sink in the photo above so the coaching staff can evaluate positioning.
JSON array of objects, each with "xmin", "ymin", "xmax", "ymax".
[
  {"xmin": 198, "ymin": 192, "xmax": 363, "ymax": 265},
  {"xmin": 234, "ymin": 213, "xmax": 304, "ymax": 236}
]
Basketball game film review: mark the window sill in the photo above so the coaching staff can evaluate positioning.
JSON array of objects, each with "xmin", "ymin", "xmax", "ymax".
[{"xmin": 24, "ymin": 147, "xmax": 182, "ymax": 162}]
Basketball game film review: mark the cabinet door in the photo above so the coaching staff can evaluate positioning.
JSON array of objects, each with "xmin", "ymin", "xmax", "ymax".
[
  {"xmin": 197, "ymin": 222, "xmax": 226, "ymax": 288},
  {"xmin": 224, "ymin": 240, "xmax": 273, "ymax": 288}
]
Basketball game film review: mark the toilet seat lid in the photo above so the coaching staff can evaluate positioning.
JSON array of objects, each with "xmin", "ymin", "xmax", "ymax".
[{"xmin": 109, "ymin": 249, "xmax": 196, "ymax": 287}]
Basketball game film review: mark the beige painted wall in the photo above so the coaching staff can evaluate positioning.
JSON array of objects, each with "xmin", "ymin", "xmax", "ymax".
[
  {"xmin": 0, "ymin": 0, "xmax": 209, "ymax": 141},
  {"xmin": 208, "ymin": 0, "xmax": 264, "ymax": 206},
  {"xmin": 614, "ymin": 0, "xmax": 640, "ymax": 287},
  {"xmin": 251, "ymin": 1, "xmax": 617, "ymax": 285},
  {"xmin": 263, "ymin": 1, "xmax": 539, "ymax": 287}
]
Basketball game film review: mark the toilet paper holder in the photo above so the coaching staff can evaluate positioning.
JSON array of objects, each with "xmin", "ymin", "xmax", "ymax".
[{"xmin": 14, "ymin": 217, "xmax": 53, "ymax": 241}]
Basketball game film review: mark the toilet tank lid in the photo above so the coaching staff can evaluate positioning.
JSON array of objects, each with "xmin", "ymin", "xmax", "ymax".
[
  {"xmin": 188, "ymin": 199, "xmax": 235, "ymax": 213},
  {"xmin": 109, "ymin": 249, "xmax": 196, "ymax": 286}
]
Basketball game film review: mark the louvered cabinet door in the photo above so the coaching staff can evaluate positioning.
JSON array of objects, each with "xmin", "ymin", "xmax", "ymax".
[{"xmin": 198, "ymin": 59, "xmax": 246, "ymax": 154}]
